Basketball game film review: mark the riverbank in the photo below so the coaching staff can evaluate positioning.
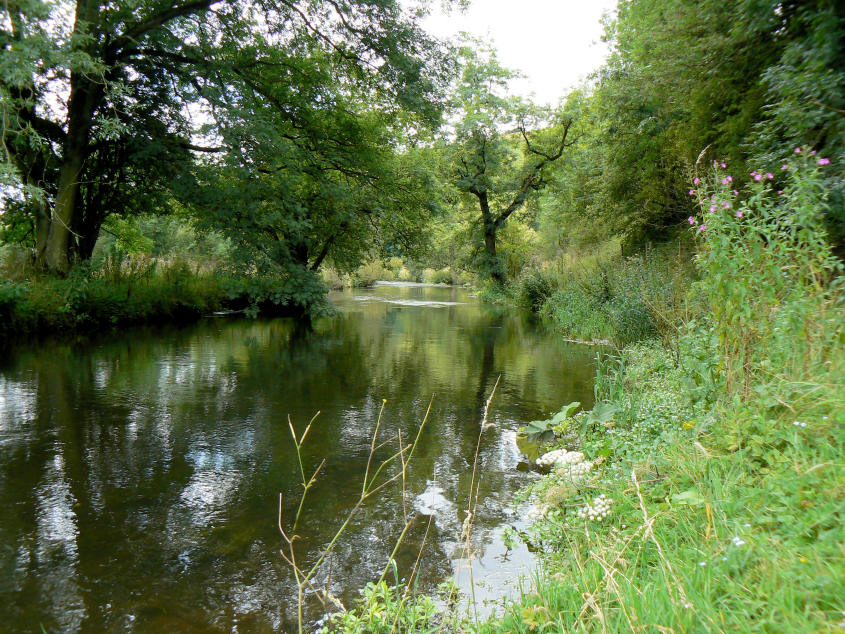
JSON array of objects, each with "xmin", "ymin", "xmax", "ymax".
[
  {"xmin": 0, "ymin": 268, "xmax": 320, "ymax": 341},
  {"xmin": 325, "ymin": 156, "xmax": 843, "ymax": 632}
]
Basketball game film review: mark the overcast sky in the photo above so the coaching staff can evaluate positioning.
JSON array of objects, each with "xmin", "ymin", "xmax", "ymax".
[{"xmin": 419, "ymin": 0, "xmax": 617, "ymax": 105}]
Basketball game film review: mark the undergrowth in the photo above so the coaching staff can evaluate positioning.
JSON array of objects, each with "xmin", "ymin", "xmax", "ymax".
[{"xmin": 479, "ymin": 152, "xmax": 844, "ymax": 632}]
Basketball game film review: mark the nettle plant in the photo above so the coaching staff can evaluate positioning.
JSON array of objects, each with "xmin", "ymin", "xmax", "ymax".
[{"xmin": 688, "ymin": 151, "xmax": 842, "ymax": 396}]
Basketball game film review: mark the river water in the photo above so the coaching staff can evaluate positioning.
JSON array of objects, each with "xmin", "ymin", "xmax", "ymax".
[{"xmin": 0, "ymin": 282, "xmax": 597, "ymax": 632}]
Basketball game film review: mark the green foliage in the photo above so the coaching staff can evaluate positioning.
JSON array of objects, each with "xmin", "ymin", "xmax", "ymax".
[
  {"xmin": 320, "ymin": 580, "xmax": 461, "ymax": 633},
  {"xmin": 484, "ymin": 138, "xmax": 843, "ymax": 634},
  {"xmin": 518, "ymin": 401, "xmax": 580, "ymax": 444},
  {"xmin": 538, "ymin": 242, "xmax": 695, "ymax": 346},
  {"xmin": 690, "ymin": 152, "xmax": 842, "ymax": 396}
]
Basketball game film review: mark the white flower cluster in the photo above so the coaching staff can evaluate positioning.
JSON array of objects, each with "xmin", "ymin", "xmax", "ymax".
[
  {"xmin": 731, "ymin": 536, "xmax": 746, "ymax": 547},
  {"xmin": 577, "ymin": 494, "xmax": 612, "ymax": 521},
  {"xmin": 537, "ymin": 450, "xmax": 593, "ymax": 480},
  {"xmin": 537, "ymin": 449, "xmax": 583, "ymax": 468}
]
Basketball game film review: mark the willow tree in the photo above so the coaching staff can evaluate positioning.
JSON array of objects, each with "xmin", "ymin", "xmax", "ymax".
[
  {"xmin": 447, "ymin": 44, "xmax": 575, "ymax": 284},
  {"xmin": 1, "ymin": 0, "xmax": 452, "ymax": 274}
]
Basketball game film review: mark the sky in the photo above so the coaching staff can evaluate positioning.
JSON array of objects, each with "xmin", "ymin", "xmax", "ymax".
[{"xmin": 419, "ymin": 0, "xmax": 618, "ymax": 105}]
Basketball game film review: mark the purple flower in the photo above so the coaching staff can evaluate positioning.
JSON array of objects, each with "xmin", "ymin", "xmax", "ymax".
[
  {"xmin": 777, "ymin": 190, "xmax": 783, "ymax": 195},
  {"xmin": 721, "ymin": 178, "xmax": 728, "ymax": 185},
  {"xmin": 720, "ymin": 162, "xmax": 727, "ymax": 168},
  {"xmin": 697, "ymin": 224, "xmax": 707, "ymax": 233},
  {"xmin": 736, "ymin": 210, "xmax": 744, "ymax": 218},
  {"xmin": 693, "ymin": 177, "xmax": 700, "ymax": 185},
  {"xmin": 818, "ymin": 158, "xmax": 830, "ymax": 166},
  {"xmin": 794, "ymin": 147, "xmax": 801, "ymax": 154},
  {"xmin": 782, "ymin": 163, "xmax": 788, "ymax": 170},
  {"xmin": 727, "ymin": 175, "xmax": 733, "ymax": 183},
  {"xmin": 754, "ymin": 173, "xmax": 762, "ymax": 182},
  {"xmin": 733, "ymin": 189, "xmax": 739, "ymax": 196},
  {"xmin": 811, "ymin": 150, "xmax": 817, "ymax": 155},
  {"xmin": 709, "ymin": 204, "xmax": 717, "ymax": 213},
  {"xmin": 689, "ymin": 189, "xmax": 696, "ymax": 196},
  {"xmin": 688, "ymin": 216, "xmax": 696, "ymax": 225},
  {"xmin": 766, "ymin": 172, "xmax": 773, "ymax": 180},
  {"xmin": 723, "ymin": 201, "xmax": 731, "ymax": 209}
]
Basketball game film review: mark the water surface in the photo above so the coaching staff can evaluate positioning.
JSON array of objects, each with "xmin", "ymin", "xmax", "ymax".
[{"xmin": 0, "ymin": 283, "xmax": 597, "ymax": 632}]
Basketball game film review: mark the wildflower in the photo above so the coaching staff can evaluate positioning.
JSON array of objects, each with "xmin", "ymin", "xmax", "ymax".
[
  {"xmin": 753, "ymin": 173, "xmax": 762, "ymax": 182},
  {"xmin": 720, "ymin": 162, "xmax": 726, "ymax": 168},
  {"xmin": 697, "ymin": 224, "xmax": 706, "ymax": 233},
  {"xmin": 800, "ymin": 557, "xmax": 807, "ymax": 563},
  {"xmin": 723, "ymin": 201, "xmax": 730, "ymax": 209},
  {"xmin": 818, "ymin": 157, "xmax": 830, "ymax": 166},
  {"xmin": 766, "ymin": 172, "xmax": 773, "ymax": 180},
  {"xmin": 777, "ymin": 190, "xmax": 783, "ymax": 195},
  {"xmin": 811, "ymin": 150, "xmax": 817, "ymax": 155},
  {"xmin": 721, "ymin": 178, "xmax": 728, "ymax": 185},
  {"xmin": 792, "ymin": 421, "xmax": 805, "ymax": 427},
  {"xmin": 743, "ymin": 523, "xmax": 751, "ymax": 527},
  {"xmin": 693, "ymin": 177, "xmax": 700, "ymax": 185},
  {"xmin": 727, "ymin": 175, "xmax": 733, "ymax": 182},
  {"xmin": 721, "ymin": 556, "xmax": 728, "ymax": 561},
  {"xmin": 683, "ymin": 421, "xmax": 695, "ymax": 429},
  {"xmin": 736, "ymin": 210, "xmax": 744, "ymax": 218},
  {"xmin": 731, "ymin": 536, "xmax": 746, "ymax": 547},
  {"xmin": 699, "ymin": 561, "xmax": 706, "ymax": 566},
  {"xmin": 782, "ymin": 163, "xmax": 788, "ymax": 170},
  {"xmin": 688, "ymin": 216, "xmax": 696, "ymax": 225},
  {"xmin": 709, "ymin": 204, "xmax": 717, "ymax": 213},
  {"xmin": 689, "ymin": 189, "xmax": 696, "ymax": 196},
  {"xmin": 794, "ymin": 147, "xmax": 801, "ymax": 153}
]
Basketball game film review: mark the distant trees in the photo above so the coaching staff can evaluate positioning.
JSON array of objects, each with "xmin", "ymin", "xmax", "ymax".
[{"xmin": 446, "ymin": 45, "xmax": 575, "ymax": 284}]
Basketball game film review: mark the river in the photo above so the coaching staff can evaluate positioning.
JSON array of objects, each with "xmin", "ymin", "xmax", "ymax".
[{"xmin": 0, "ymin": 282, "xmax": 597, "ymax": 632}]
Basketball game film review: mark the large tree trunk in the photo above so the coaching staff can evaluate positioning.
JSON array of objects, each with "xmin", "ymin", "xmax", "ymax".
[{"xmin": 475, "ymin": 190, "xmax": 503, "ymax": 285}]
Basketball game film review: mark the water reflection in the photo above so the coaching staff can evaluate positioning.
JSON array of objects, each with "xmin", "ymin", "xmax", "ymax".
[{"xmin": 0, "ymin": 283, "xmax": 597, "ymax": 632}]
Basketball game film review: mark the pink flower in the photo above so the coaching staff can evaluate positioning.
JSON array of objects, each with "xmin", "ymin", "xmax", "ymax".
[
  {"xmin": 782, "ymin": 163, "xmax": 788, "ymax": 170},
  {"xmin": 777, "ymin": 190, "xmax": 783, "ymax": 195},
  {"xmin": 794, "ymin": 147, "xmax": 801, "ymax": 154},
  {"xmin": 754, "ymin": 173, "xmax": 762, "ymax": 182},
  {"xmin": 720, "ymin": 162, "xmax": 727, "ymax": 168},
  {"xmin": 693, "ymin": 177, "xmax": 700, "ymax": 185},
  {"xmin": 723, "ymin": 201, "xmax": 731, "ymax": 209},
  {"xmin": 697, "ymin": 224, "xmax": 707, "ymax": 232},
  {"xmin": 688, "ymin": 216, "xmax": 696, "ymax": 225},
  {"xmin": 722, "ymin": 178, "xmax": 728, "ymax": 185},
  {"xmin": 733, "ymin": 189, "xmax": 739, "ymax": 196},
  {"xmin": 709, "ymin": 204, "xmax": 717, "ymax": 213},
  {"xmin": 689, "ymin": 189, "xmax": 696, "ymax": 196},
  {"xmin": 811, "ymin": 150, "xmax": 817, "ymax": 155},
  {"xmin": 766, "ymin": 172, "xmax": 773, "ymax": 180},
  {"xmin": 736, "ymin": 210, "xmax": 744, "ymax": 218},
  {"xmin": 727, "ymin": 175, "xmax": 733, "ymax": 183},
  {"xmin": 818, "ymin": 158, "xmax": 830, "ymax": 166}
]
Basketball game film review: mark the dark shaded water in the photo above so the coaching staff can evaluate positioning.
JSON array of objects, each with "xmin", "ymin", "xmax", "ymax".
[{"xmin": 0, "ymin": 283, "xmax": 597, "ymax": 632}]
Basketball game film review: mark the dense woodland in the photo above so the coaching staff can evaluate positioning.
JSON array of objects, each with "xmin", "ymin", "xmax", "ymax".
[
  {"xmin": 2, "ymin": 0, "xmax": 842, "ymax": 308},
  {"xmin": 1, "ymin": 1, "xmax": 843, "ymax": 632}
]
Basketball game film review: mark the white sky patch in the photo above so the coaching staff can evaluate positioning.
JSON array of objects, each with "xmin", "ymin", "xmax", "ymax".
[{"xmin": 419, "ymin": 0, "xmax": 617, "ymax": 105}]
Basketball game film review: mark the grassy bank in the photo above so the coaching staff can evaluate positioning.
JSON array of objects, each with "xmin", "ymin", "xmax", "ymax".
[
  {"xmin": 0, "ymin": 261, "xmax": 322, "ymax": 339},
  {"xmin": 477, "ymin": 153, "xmax": 844, "ymax": 632}
]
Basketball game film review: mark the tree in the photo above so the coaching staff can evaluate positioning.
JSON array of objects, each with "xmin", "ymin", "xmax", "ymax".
[
  {"xmin": 446, "ymin": 44, "xmax": 574, "ymax": 284},
  {"xmin": 1, "ymin": 0, "xmax": 453, "ymax": 274}
]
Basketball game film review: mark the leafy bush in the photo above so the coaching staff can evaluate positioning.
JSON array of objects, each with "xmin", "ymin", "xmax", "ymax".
[{"xmin": 514, "ymin": 267, "xmax": 555, "ymax": 312}]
